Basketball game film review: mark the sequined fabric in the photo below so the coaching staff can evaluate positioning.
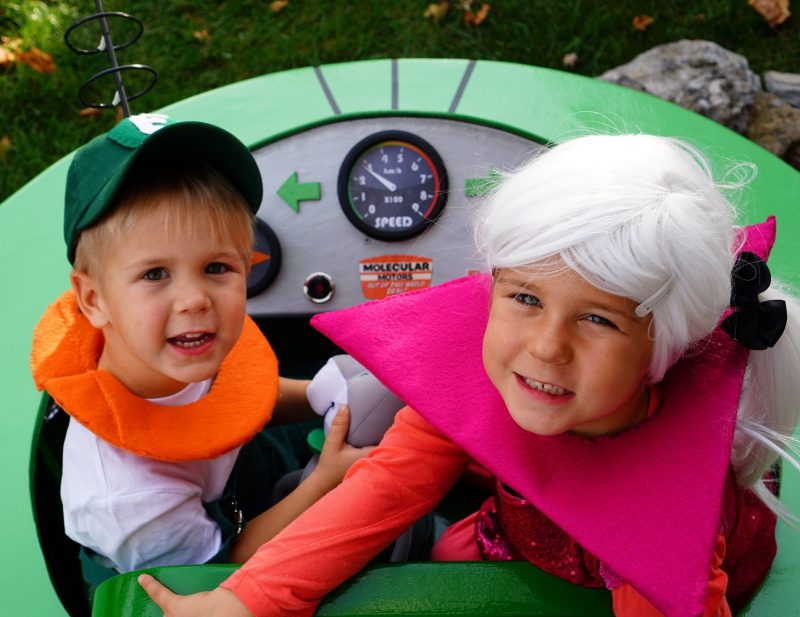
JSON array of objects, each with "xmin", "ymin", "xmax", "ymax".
[
  {"xmin": 719, "ymin": 468, "xmax": 777, "ymax": 614},
  {"xmin": 475, "ymin": 470, "xmax": 778, "ymax": 607},
  {"xmin": 476, "ymin": 481, "xmax": 606, "ymax": 588}
]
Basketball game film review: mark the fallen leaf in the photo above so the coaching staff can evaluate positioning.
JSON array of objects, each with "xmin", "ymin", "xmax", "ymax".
[
  {"xmin": 0, "ymin": 36, "xmax": 22, "ymax": 69},
  {"xmin": 79, "ymin": 107, "xmax": 103, "ymax": 118},
  {"xmin": 270, "ymin": 0, "xmax": 289, "ymax": 12},
  {"xmin": 424, "ymin": 1, "xmax": 449, "ymax": 22},
  {"xmin": 0, "ymin": 47, "xmax": 15, "ymax": 69},
  {"xmin": 17, "ymin": 47, "xmax": 55, "ymax": 73},
  {"xmin": 0, "ymin": 135, "xmax": 11, "ymax": 159},
  {"xmin": 562, "ymin": 52, "xmax": 579, "ymax": 68},
  {"xmin": 193, "ymin": 29, "xmax": 211, "ymax": 41},
  {"xmin": 748, "ymin": 0, "xmax": 790, "ymax": 26},
  {"xmin": 1, "ymin": 36, "xmax": 22, "ymax": 50},
  {"xmin": 632, "ymin": 14, "xmax": 654, "ymax": 31},
  {"xmin": 464, "ymin": 3, "xmax": 490, "ymax": 25}
]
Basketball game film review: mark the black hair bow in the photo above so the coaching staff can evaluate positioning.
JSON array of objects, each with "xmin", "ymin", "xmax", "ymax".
[{"xmin": 720, "ymin": 251, "xmax": 787, "ymax": 350}]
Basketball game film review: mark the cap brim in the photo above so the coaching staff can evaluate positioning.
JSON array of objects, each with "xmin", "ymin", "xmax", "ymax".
[{"xmin": 78, "ymin": 121, "xmax": 262, "ymax": 236}]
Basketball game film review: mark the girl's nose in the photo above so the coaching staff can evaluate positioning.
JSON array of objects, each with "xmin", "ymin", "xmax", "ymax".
[{"xmin": 525, "ymin": 319, "xmax": 572, "ymax": 364}]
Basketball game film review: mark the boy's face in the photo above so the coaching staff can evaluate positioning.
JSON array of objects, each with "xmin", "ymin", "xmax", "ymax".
[
  {"xmin": 73, "ymin": 200, "xmax": 250, "ymax": 398},
  {"xmin": 482, "ymin": 262, "xmax": 654, "ymax": 438}
]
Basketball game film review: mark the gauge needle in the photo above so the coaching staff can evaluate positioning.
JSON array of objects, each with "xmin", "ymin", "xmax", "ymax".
[{"xmin": 363, "ymin": 163, "xmax": 397, "ymax": 191}]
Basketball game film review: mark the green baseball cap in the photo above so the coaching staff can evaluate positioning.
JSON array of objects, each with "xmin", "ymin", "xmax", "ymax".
[{"xmin": 64, "ymin": 113, "xmax": 263, "ymax": 263}]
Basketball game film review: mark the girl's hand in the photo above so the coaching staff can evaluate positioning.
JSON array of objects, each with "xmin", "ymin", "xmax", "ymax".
[
  {"xmin": 138, "ymin": 574, "xmax": 253, "ymax": 617},
  {"xmin": 309, "ymin": 405, "xmax": 373, "ymax": 493}
]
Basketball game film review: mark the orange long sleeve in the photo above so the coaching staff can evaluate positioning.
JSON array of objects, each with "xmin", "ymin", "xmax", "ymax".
[
  {"xmin": 221, "ymin": 406, "xmax": 471, "ymax": 616},
  {"xmin": 612, "ymin": 532, "xmax": 731, "ymax": 617}
]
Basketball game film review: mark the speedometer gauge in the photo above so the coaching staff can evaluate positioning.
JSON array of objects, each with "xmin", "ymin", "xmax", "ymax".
[{"xmin": 338, "ymin": 130, "xmax": 448, "ymax": 241}]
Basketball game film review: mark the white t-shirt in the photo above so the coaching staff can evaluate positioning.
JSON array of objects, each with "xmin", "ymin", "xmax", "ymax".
[{"xmin": 60, "ymin": 379, "xmax": 241, "ymax": 572}]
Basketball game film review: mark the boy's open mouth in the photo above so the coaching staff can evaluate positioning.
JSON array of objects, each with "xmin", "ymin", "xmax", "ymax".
[
  {"xmin": 522, "ymin": 376, "xmax": 570, "ymax": 396},
  {"xmin": 168, "ymin": 332, "xmax": 214, "ymax": 348}
]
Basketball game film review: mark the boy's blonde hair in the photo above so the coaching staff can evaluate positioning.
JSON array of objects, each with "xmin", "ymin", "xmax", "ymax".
[{"xmin": 74, "ymin": 155, "xmax": 254, "ymax": 277}]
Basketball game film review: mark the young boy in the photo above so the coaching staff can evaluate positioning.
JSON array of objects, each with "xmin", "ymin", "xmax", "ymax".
[{"xmin": 30, "ymin": 113, "xmax": 366, "ymax": 591}]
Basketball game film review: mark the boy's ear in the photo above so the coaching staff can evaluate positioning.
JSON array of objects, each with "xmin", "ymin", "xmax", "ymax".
[{"xmin": 70, "ymin": 270, "xmax": 110, "ymax": 329}]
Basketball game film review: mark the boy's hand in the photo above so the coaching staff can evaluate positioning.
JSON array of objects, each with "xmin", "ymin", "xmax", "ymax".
[
  {"xmin": 138, "ymin": 574, "xmax": 252, "ymax": 617},
  {"xmin": 309, "ymin": 405, "xmax": 373, "ymax": 493}
]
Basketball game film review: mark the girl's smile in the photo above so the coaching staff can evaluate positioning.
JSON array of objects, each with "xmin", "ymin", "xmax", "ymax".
[
  {"xmin": 516, "ymin": 374, "xmax": 574, "ymax": 401},
  {"xmin": 482, "ymin": 262, "xmax": 654, "ymax": 438}
]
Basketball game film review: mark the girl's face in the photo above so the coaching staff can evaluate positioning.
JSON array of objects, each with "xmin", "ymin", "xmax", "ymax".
[{"xmin": 482, "ymin": 262, "xmax": 654, "ymax": 438}]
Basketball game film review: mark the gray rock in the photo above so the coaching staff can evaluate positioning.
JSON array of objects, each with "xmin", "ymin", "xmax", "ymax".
[
  {"xmin": 763, "ymin": 71, "xmax": 800, "ymax": 108},
  {"xmin": 784, "ymin": 143, "xmax": 800, "ymax": 171},
  {"xmin": 599, "ymin": 40, "xmax": 760, "ymax": 133},
  {"xmin": 745, "ymin": 91, "xmax": 800, "ymax": 159}
]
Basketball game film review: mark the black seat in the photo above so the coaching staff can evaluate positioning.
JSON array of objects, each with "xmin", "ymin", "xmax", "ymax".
[{"xmin": 31, "ymin": 396, "xmax": 90, "ymax": 617}]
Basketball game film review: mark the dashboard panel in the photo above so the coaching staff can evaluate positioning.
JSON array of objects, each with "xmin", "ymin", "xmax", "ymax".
[{"xmin": 247, "ymin": 117, "xmax": 544, "ymax": 316}]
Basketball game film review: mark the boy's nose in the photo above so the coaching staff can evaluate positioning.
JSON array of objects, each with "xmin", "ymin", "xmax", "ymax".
[{"xmin": 175, "ymin": 280, "xmax": 211, "ymax": 313}]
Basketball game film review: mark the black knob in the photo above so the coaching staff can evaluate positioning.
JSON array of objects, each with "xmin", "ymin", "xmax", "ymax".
[{"xmin": 304, "ymin": 272, "xmax": 335, "ymax": 304}]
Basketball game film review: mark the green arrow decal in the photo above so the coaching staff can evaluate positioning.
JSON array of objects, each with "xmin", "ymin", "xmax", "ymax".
[
  {"xmin": 464, "ymin": 168, "xmax": 501, "ymax": 197},
  {"xmin": 277, "ymin": 172, "xmax": 321, "ymax": 212}
]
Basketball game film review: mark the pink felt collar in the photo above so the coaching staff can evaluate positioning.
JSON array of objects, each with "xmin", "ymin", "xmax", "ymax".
[{"xmin": 312, "ymin": 218, "xmax": 777, "ymax": 616}]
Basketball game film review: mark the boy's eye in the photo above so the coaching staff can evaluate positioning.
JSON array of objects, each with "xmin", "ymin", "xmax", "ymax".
[
  {"xmin": 206, "ymin": 262, "xmax": 231, "ymax": 275},
  {"xmin": 585, "ymin": 314, "xmax": 617, "ymax": 329},
  {"xmin": 513, "ymin": 292, "xmax": 541, "ymax": 307},
  {"xmin": 142, "ymin": 268, "xmax": 167, "ymax": 281}
]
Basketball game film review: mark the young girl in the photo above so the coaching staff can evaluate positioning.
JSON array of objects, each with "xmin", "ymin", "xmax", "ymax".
[{"xmin": 141, "ymin": 134, "xmax": 800, "ymax": 617}]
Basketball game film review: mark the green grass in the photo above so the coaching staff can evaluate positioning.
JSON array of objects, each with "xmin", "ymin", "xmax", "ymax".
[{"xmin": 2, "ymin": 0, "xmax": 798, "ymax": 203}]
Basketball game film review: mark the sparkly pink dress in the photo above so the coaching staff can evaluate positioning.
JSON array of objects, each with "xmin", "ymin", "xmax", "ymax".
[{"xmin": 475, "ymin": 469, "xmax": 776, "ymax": 613}]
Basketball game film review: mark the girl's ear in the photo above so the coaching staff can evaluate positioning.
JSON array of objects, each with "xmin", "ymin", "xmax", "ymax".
[{"xmin": 70, "ymin": 270, "xmax": 110, "ymax": 329}]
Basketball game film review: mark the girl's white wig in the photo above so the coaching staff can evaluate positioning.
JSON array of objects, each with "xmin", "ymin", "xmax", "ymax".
[
  {"xmin": 476, "ymin": 134, "xmax": 738, "ymax": 381},
  {"xmin": 478, "ymin": 134, "xmax": 800, "ymax": 518}
]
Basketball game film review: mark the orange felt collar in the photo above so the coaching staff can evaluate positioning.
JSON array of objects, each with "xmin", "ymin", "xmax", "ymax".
[{"xmin": 31, "ymin": 290, "xmax": 278, "ymax": 462}]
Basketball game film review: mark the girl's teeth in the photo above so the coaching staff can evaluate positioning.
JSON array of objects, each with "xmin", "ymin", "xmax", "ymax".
[{"xmin": 524, "ymin": 377, "xmax": 567, "ymax": 395}]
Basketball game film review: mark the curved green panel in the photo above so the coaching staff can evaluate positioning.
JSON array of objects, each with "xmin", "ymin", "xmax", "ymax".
[
  {"xmin": 321, "ymin": 59, "xmax": 394, "ymax": 114},
  {"xmin": 159, "ymin": 65, "xmax": 337, "ymax": 148},
  {"xmin": 92, "ymin": 563, "xmax": 613, "ymax": 617},
  {"xmin": 0, "ymin": 156, "xmax": 74, "ymax": 615},
  {"xmin": 396, "ymin": 58, "xmax": 474, "ymax": 112},
  {"xmin": 3, "ymin": 59, "xmax": 799, "ymax": 616}
]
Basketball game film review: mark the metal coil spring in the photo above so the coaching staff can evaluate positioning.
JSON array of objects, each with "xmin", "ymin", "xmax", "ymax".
[{"xmin": 64, "ymin": 0, "xmax": 158, "ymax": 116}]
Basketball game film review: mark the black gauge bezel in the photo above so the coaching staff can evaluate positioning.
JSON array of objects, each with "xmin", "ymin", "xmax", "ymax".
[
  {"xmin": 337, "ymin": 130, "xmax": 448, "ymax": 241},
  {"xmin": 247, "ymin": 218, "xmax": 282, "ymax": 298}
]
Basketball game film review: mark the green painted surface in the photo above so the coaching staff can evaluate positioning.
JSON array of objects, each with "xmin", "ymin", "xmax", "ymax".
[
  {"xmin": 276, "ymin": 171, "xmax": 322, "ymax": 213},
  {"xmin": 464, "ymin": 168, "xmax": 501, "ymax": 197},
  {"xmin": 395, "ymin": 58, "xmax": 474, "ymax": 112},
  {"xmin": 319, "ymin": 60, "xmax": 394, "ymax": 115},
  {"xmin": 93, "ymin": 562, "xmax": 613, "ymax": 617},
  {"xmin": 1, "ymin": 156, "xmax": 74, "ymax": 615},
  {"xmin": 158, "ymin": 66, "xmax": 336, "ymax": 150},
  {"xmin": 3, "ymin": 59, "xmax": 799, "ymax": 615}
]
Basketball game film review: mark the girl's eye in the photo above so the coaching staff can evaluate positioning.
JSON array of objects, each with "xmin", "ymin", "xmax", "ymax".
[
  {"xmin": 206, "ymin": 262, "xmax": 231, "ymax": 275},
  {"xmin": 585, "ymin": 314, "xmax": 617, "ymax": 329},
  {"xmin": 513, "ymin": 292, "xmax": 541, "ymax": 307},
  {"xmin": 142, "ymin": 268, "xmax": 167, "ymax": 281}
]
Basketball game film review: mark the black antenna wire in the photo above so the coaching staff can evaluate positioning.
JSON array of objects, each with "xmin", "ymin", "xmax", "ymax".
[{"xmin": 65, "ymin": 0, "xmax": 157, "ymax": 116}]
